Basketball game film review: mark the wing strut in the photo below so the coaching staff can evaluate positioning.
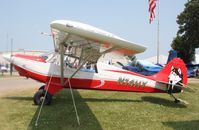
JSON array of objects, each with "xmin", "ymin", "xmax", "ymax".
[{"xmin": 60, "ymin": 42, "xmax": 65, "ymax": 86}]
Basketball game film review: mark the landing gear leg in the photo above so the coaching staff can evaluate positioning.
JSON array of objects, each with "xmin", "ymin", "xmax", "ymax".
[
  {"xmin": 168, "ymin": 84, "xmax": 180, "ymax": 103},
  {"xmin": 168, "ymin": 86, "xmax": 189, "ymax": 104},
  {"xmin": 170, "ymin": 93, "xmax": 180, "ymax": 103}
]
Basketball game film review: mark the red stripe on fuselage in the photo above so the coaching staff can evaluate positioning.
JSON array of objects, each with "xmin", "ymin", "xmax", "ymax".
[
  {"xmin": 14, "ymin": 65, "xmax": 48, "ymax": 83},
  {"xmin": 15, "ymin": 54, "xmax": 46, "ymax": 63}
]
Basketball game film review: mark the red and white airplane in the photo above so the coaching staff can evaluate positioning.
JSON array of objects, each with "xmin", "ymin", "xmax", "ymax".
[{"xmin": 4, "ymin": 20, "xmax": 188, "ymax": 105}]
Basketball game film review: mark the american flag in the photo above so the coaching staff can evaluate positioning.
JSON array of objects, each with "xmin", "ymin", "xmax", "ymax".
[{"xmin": 149, "ymin": 0, "xmax": 156, "ymax": 23}]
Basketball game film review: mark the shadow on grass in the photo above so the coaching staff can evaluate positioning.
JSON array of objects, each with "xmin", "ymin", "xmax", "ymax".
[
  {"xmin": 162, "ymin": 120, "xmax": 199, "ymax": 129},
  {"xmin": 27, "ymin": 90, "xmax": 103, "ymax": 130},
  {"xmin": 141, "ymin": 96, "xmax": 187, "ymax": 108},
  {"xmin": 2, "ymin": 96, "xmax": 141, "ymax": 103},
  {"xmin": 2, "ymin": 96, "xmax": 33, "ymax": 101},
  {"xmin": 82, "ymin": 98, "xmax": 142, "ymax": 103},
  {"xmin": 3, "ymin": 90, "xmax": 142, "ymax": 130}
]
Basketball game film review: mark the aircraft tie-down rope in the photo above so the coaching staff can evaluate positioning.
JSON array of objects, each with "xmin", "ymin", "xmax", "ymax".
[
  {"xmin": 68, "ymin": 78, "xmax": 80, "ymax": 125},
  {"xmin": 35, "ymin": 74, "xmax": 53, "ymax": 127}
]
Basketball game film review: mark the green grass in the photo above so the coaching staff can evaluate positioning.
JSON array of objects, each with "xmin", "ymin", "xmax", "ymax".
[{"xmin": 0, "ymin": 82, "xmax": 199, "ymax": 130}]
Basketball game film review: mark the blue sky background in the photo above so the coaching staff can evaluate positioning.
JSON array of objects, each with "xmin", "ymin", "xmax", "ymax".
[{"xmin": 0, "ymin": 0, "xmax": 188, "ymax": 59}]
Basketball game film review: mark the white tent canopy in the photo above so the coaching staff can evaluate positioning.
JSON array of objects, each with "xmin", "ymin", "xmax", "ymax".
[{"xmin": 144, "ymin": 55, "xmax": 168, "ymax": 65}]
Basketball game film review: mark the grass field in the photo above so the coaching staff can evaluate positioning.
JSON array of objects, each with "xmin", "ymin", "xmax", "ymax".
[{"xmin": 0, "ymin": 81, "xmax": 199, "ymax": 130}]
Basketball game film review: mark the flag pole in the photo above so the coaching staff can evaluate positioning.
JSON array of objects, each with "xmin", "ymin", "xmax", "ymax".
[{"xmin": 157, "ymin": 0, "xmax": 160, "ymax": 64}]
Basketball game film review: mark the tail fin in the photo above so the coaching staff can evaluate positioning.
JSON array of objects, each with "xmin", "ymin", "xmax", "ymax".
[
  {"xmin": 167, "ymin": 50, "xmax": 177, "ymax": 63},
  {"xmin": 149, "ymin": 58, "xmax": 187, "ymax": 85}
]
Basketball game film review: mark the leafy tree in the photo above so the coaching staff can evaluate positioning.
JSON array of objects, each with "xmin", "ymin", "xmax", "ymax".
[{"xmin": 171, "ymin": 0, "xmax": 199, "ymax": 63}]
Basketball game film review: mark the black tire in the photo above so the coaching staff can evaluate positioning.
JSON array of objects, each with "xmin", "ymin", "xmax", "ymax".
[
  {"xmin": 33, "ymin": 89, "xmax": 52, "ymax": 105},
  {"xmin": 38, "ymin": 85, "xmax": 45, "ymax": 90}
]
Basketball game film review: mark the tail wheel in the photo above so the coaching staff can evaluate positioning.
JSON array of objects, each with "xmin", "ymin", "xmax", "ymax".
[{"xmin": 33, "ymin": 89, "xmax": 52, "ymax": 105}]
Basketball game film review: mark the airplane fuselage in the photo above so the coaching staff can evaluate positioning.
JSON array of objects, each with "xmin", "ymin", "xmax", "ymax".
[{"xmin": 9, "ymin": 54, "xmax": 168, "ymax": 95}]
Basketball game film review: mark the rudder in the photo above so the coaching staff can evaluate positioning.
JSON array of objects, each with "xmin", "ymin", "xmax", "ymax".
[{"xmin": 149, "ymin": 58, "xmax": 187, "ymax": 86}]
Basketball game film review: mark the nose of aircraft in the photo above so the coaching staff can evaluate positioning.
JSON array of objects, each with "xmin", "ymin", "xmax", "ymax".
[{"xmin": 3, "ymin": 54, "xmax": 13, "ymax": 63}]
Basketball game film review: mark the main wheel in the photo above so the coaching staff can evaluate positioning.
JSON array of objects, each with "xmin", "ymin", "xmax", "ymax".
[{"xmin": 33, "ymin": 89, "xmax": 52, "ymax": 105}]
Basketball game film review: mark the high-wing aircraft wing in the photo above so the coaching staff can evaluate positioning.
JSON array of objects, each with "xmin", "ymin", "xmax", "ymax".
[{"xmin": 50, "ymin": 20, "xmax": 147, "ymax": 56}]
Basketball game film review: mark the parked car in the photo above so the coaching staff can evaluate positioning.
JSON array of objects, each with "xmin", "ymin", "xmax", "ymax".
[{"xmin": 0, "ymin": 66, "xmax": 9, "ymax": 72}]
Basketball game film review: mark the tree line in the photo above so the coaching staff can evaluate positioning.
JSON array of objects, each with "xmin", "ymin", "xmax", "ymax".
[{"xmin": 171, "ymin": 0, "xmax": 199, "ymax": 63}]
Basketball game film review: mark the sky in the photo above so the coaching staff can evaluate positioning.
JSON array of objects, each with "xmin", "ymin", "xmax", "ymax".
[{"xmin": 0, "ymin": 0, "xmax": 188, "ymax": 59}]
